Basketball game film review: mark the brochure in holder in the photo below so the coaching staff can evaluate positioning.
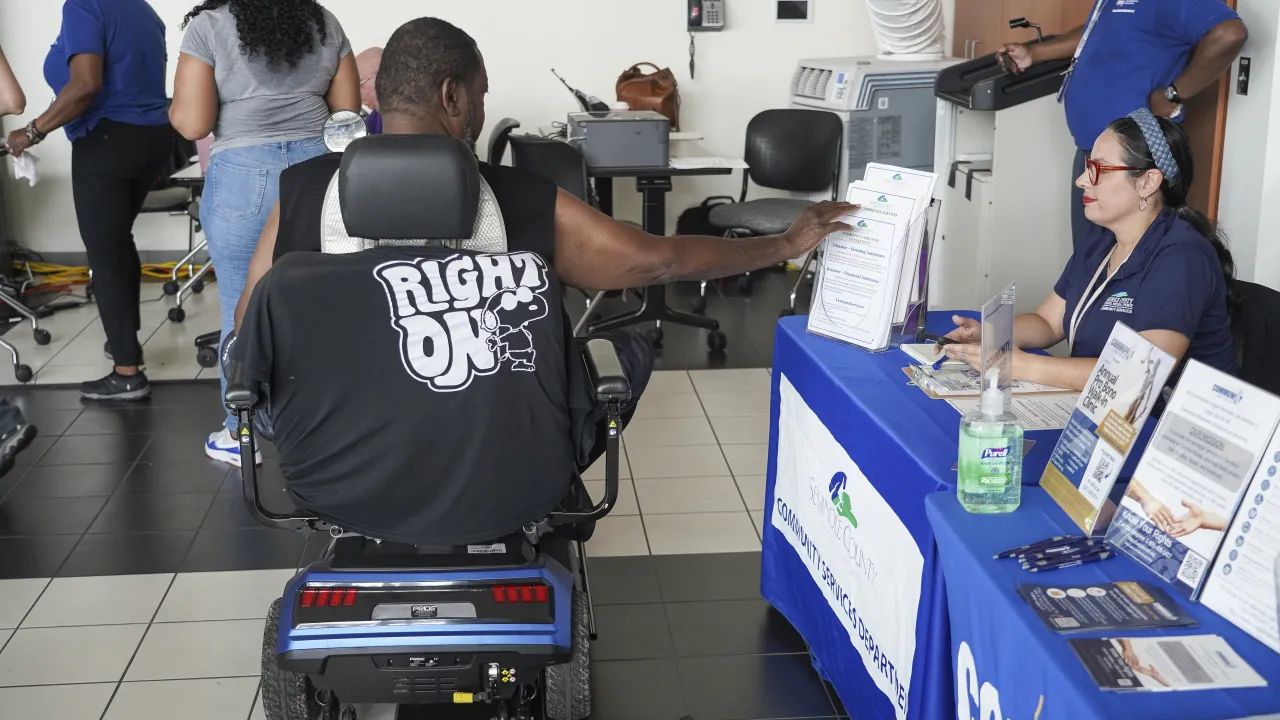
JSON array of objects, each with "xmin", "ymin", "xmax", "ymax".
[
  {"xmin": 1040, "ymin": 323, "xmax": 1174, "ymax": 535},
  {"xmin": 806, "ymin": 169, "xmax": 942, "ymax": 353}
]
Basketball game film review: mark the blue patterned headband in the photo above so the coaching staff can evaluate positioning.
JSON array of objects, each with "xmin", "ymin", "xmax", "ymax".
[{"xmin": 1127, "ymin": 108, "xmax": 1179, "ymax": 181}]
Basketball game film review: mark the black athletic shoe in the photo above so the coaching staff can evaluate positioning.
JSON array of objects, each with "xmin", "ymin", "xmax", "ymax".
[
  {"xmin": 0, "ymin": 423, "xmax": 36, "ymax": 479},
  {"xmin": 80, "ymin": 371, "xmax": 151, "ymax": 401}
]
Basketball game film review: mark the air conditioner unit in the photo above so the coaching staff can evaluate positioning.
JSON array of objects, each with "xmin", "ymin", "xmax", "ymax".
[{"xmin": 787, "ymin": 56, "xmax": 960, "ymax": 200}]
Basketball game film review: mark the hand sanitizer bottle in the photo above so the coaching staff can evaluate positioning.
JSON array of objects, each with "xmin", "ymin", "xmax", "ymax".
[{"xmin": 958, "ymin": 367, "xmax": 1023, "ymax": 513}]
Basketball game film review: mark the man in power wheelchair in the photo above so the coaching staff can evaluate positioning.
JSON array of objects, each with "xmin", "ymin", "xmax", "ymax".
[{"xmin": 227, "ymin": 134, "xmax": 635, "ymax": 720}]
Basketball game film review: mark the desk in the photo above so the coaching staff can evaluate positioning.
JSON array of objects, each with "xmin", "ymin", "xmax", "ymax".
[
  {"xmin": 169, "ymin": 162, "xmax": 204, "ymax": 190},
  {"xmin": 585, "ymin": 165, "xmax": 731, "ymax": 341},
  {"xmin": 762, "ymin": 314, "xmax": 1085, "ymax": 720},
  {"xmin": 927, "ymin": 488, "xmax": 1280, "ymax": 719}
]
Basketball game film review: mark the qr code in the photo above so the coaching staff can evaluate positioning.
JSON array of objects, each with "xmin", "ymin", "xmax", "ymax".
[
  {"xmin": 1092, "ymin": 454, "xmax": 1113, "ymax": 482},
  {"xmin": 1053, "ymin": 616, "xmax": 1081, "ymax": 629},
  {"xmin": 1176, "ymin": 552, "xmax": 1207, "ymax": 586}
]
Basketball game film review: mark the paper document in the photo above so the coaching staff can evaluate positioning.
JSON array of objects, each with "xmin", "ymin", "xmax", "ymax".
[
  {"xmin": 859, "ymin": 164, "xmax": 938, "ymax": 323},
  {"xmin": 911, "ymin": 365, "xmax": 1071, "ymax": 396},
  {"xmin": 1070, "ymin": 635, "xmax": 1266, "ymax": 692},
  {"xmin": 900, "ymin": 343, "xmax": 963, "ymax": 368},
  {"xmin": 1018, "ymin": 581, "xmax": 1197, "ymax": 633},
  {"xmin": 948, "ymin": 394, "xmax": 1078, "ymax": 431},
  {"xmin": 669, "ymin": 157, "xmax": 749, "ymax": 170}
]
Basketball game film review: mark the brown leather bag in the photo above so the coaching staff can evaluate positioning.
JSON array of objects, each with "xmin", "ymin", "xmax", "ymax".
[{"xmin": 616, "ymin": 63, "xmax": 681, "ymax": 130}]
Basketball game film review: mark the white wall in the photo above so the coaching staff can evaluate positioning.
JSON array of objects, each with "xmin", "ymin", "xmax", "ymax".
[
  {"xmin": 1218, "ymin": 0, "xmax": 1280, "ymax": 289},
  {"xmin": 1, "ymin": 0, "xmax": 958, "ymax": 255}
]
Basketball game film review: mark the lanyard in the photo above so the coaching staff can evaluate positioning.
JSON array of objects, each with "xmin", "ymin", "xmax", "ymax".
[
  {"xmin": 1068, "ymin": 248, "xmax": 1125, "ymax": 352},
  {"xmin": 1057, "ymin": 0, "xmax": 1112, "ymax": 103}
]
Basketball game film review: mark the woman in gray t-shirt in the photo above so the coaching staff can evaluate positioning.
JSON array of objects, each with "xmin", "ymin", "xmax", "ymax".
[{"xmin": 170, "ymin": 0, "xmax": 360, "ymax": 467}]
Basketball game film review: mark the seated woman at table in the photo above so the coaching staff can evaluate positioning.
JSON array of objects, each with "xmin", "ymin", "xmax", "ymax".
[{"xmin": 942, "ymin": 108, "xmax": 1238, "ymax": 391}]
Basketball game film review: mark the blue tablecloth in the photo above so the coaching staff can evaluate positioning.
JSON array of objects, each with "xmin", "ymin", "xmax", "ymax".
[
  {"xmin": 761, "ymin": 314, "xmax": 1065, "ymax": 720},
  {"xmin": 927, "ymin": 487, "xmax": 1280, "ymax": 719}
]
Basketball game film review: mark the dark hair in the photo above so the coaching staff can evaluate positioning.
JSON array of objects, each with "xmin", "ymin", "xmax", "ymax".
[
  {"xmin": 1107, "ymin": 116, "xmax": 1241, "ymax": 316},
  {"xmin": 182, "ymin": 0, "xmax": 327, "ymax": 68},
  {"xmin": 377, "ymin": 18, "xmax": 480, "ymax": 119}
]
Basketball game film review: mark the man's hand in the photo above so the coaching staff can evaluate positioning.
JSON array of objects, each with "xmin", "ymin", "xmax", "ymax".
[
  {"xmin": 995, "ymin": 44, "xmax": 1034, "ymax": 73},
  {"xmin": 4, "ymin": 127, "xmax": 30, "ymax": 157},
  {"xmin": 1148, "ymin": 89, "xmax": 1181, "ymax": 120},
  {"xmin": 781, "ymin": 201, "xmax": 857, "ymax": 257}
]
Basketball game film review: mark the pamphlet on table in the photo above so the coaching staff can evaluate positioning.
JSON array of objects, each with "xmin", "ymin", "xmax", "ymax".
[
  {"xmin": 1017, "ymin": 581, "xmax": 1196, "ymax": 633},
  {"xmin": 1201, "ymin": 430, "xmax": 1280, "ymax": 652},
  {"xmin": 1041, "ymin": 323, "xmax": 1174, "ymax": 535},
  {"xmin": 1070, "ymin": 635, "xmax": 1266, "ymax": 692},
  {"xmin": 860, "ymin": 163, "xmax": 938, "ymax": 324},
  {"xmin": 1106, "ymin": 361, "xmax": 1280, "ymax": 599}
]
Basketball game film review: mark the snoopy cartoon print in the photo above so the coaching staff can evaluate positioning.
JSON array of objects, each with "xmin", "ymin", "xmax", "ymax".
[{"xmin": 481, "ymin": 286, "xmax": 549, "ymax": 371}]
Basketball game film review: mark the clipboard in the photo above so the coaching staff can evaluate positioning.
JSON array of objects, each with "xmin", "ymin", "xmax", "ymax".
[{"xmin": 902, "ymin": 366, "xmax": 1077, "ymax": 400}]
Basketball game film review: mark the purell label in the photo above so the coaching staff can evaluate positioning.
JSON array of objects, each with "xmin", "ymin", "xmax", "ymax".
[{"xmin": 981, "ymin": 447, "xmax": 1010, "ymax": 460}]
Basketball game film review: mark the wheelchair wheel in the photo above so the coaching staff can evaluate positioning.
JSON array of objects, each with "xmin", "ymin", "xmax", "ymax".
[
  {"xmin": 262, "ymin": 598, "xmax": 323, "ymax": 720},
  {"xmin": 544, "ymin": 590, "xmax": 591, "ymax": 720}
]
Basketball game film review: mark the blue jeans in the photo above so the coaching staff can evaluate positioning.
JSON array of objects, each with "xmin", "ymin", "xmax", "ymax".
[{"xmin": 202, "ymin": 138, "xmax": 328, "ymax": 432}]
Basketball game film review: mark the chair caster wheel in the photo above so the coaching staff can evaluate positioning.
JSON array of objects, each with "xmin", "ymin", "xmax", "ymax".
[
  {"xmin": 14, "ymin": 364, "xmax": 33, "ymax": 383},
  {"xmin": 779, "ymin": 307, "xmax": 796, "ymax": 318},
  {"xmin": 737, "ymin": 275, "xmax": 753, "ymax": 295},
  {"xmin": 707, "ymin": 330, "xmax": 728, "ymax": 352},
  {"xmin": 163, "ymin": 281, "xmax": 179, "ymax": 296},
  {"xmin": 33, "ymin": 329, "xmax": 51, "ymax": 346},
  {"xmin": 192, "ymin": 279, "xmax": 205, "ymax": 294},
  {"xmin": 646, "ymin": 327, "xmax": 664, "ymax": 348},
  {"xmin": 691, "ymin": 296, "xmax": 707, "ymax": 315},
  {"xmin": 168, "ymin": 307, "xmax": 186, "ymax": 323},
  {"xmin": 197, "ymin": 346, "xmax": 218, "ymax": 368},
  {"xmin": 85, "ymin": 284, "xmax": 95, "ymax": 301}
]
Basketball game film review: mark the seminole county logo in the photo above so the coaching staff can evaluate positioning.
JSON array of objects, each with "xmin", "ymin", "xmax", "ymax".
[
  {"xmin": 892, "ymin": 173, "xmax": 903, "ymax": 181},
  {"xmin": 855, "ymin": 220, "xmax": 870, "ymax": 230},
  {"xmin": 876, "ymin": 195, "xmax": 889, "ymax": 203},
  {"xmin": 375, "ymin": 251, "xmax": 551, "ymax": 392},
  {"xmin": 1100, "ymin": 290, "xmax": 1134, "ymax": 314},
  {"xmin": 828, "ymin": 472, "xmax": 858, "ymax": 529}
]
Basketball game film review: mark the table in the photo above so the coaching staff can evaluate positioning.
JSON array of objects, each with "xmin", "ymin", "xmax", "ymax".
[
  {"xmin": 761, "ymin": 313, "xmax": 1155, "ymax": 720},
  {"xmin": 927, "ymin": 488, "xmax": 1280, "ymax": 719},
  {"xmin": 585, "ymin": 165, "xmax": 731, "ymax": 341},
  {"xmin": 169, "ymin": 162, "xmax": 204, "ymax": 189}
]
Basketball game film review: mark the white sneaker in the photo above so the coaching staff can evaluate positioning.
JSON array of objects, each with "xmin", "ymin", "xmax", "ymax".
[{"xmin": 205, "ymin": 427, "xmax": 263, "ymax": 467}]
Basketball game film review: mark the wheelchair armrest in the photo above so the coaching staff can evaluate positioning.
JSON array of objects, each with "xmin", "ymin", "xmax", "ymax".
[
  {"xmin": 223, "ymin": 359, "xmax": 259, "ymax": 412},
  {"xmin": 584, "ymin": 338, "xmax": 631, "ymax": 403}
]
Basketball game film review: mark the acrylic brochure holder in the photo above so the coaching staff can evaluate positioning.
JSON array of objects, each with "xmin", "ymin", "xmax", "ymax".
[{"xmin": 806, "ymin": 198, "xmax": 942, "ymax": 353}]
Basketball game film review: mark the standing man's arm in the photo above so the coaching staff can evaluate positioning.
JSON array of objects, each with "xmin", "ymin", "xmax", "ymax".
[
  {"xmin": 996, "ymin": 25, "xmax": 1085, "ymax": 73},
  {"xmin": 1149, "ymin": 19, "xmax": 1248, "ymax": 117},
  {"xmin": 0, "ymin": 45, "xmax": 25, "ymax": 117}
]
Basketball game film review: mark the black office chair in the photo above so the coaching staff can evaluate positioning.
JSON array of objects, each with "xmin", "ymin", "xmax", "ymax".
[
  {"xmin": 702, "ymin": 108, "xmax": 843, "ymax": 314},
  {"xmin": 487, "ymin": 117, "xmax": 521, "ymax": 166},
  {"xmin": 1233, "ymin": 280, "xmax": 1280, "ymax": 395}
]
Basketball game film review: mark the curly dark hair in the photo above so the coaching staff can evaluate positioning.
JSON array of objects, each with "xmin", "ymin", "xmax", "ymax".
[{"xmin": 182, "ymin": 0, "xmax": 328, "ymax": 68}]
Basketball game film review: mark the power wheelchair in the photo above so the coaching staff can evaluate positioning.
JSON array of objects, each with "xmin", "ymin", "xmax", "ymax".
[{"xmin": 226, "ymin": 124, "xmax": 629, "ymax": 720}]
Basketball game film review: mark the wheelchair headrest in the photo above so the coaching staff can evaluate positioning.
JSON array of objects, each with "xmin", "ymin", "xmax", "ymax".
[{"xmin": 339, "ymin": 135, "xmax": 480, "ymax": 240}]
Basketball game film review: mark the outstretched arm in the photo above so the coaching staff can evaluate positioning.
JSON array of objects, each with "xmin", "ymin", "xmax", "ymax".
[{"xmin": 0, "ymin": 45, "xmax": 25, "ymax": 117}]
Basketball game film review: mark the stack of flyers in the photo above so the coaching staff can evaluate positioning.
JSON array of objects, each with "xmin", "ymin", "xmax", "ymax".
[{"xmin": 1017, "ymin": 581, "xmax": 1197, "ymax": 633}]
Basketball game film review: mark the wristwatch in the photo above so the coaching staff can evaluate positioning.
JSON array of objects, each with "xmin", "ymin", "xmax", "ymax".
[
  {"xmin": 24, "ymin": 119, "xmax": 46, "ymax": 146},
  {"xmin": 1164, "ymin": 85, "xmax": 1185, "ymax": 119}
]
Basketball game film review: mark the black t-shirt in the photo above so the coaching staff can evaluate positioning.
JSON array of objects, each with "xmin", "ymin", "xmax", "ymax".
[
  {"xmin": 238, "ymin": 245, "xmax": 592, "ymax": 546},
  {"xmin": 275, "ymin": 152, "xmax": 559, "ymax": 263}
]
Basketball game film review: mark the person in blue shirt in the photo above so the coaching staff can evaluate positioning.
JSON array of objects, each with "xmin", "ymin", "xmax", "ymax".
[
  {"xmin": 4, "ymin": 0, "xmax": 174, "ymax": 401},
  {"xmin": 942, "ymin": 109, "xmax": 1237, "ymax": 392},
  {"xmin": 997, "ymin": 0, "xmax": 1247, "ymax": 251}
]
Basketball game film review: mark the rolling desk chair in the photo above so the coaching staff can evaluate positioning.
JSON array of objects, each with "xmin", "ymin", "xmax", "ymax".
[
  {"xmin": 1234, "ymin": 281, "xmax": 1280, "ymax": 396},
  {"xmin": 703, "ymin": 109, "xmax": 843, "ymax": 316}
]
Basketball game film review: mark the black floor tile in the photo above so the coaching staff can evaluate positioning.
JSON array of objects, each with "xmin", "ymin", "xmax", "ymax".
[
  {"xmin": 156, "ymin": 404, "xmax": 229, "ymax": 435},
  {"xmin": 11, "ymin": 436, "xmax": 56, "ymax": 469},
  {"xmin": 146, "ymin": 382, "xmax": 222, "ymax": 407},
  {"xmin": 181, "ymin": 527, "xmax": 307, "ymax": 572},
  {"xmin": 88, "ymin": 492, "xmax": 216, "ymax": 533},
  {"xmin": 201, "ymin": 489, "xmax": 270, "ymax": 529},
  {"xmin": 592, "ymin": 603, "xmax": 675, "ymax": 661},
  {"xmin": 653, "ymin": 552, "xmax": 762, "ymax": 602},
  {"xmin": 7, "ymin": 388, "xmax": 88, "ymax": 411},
  {"xmin": 0, "ymin": 535, "xmax": 80, "ymax": 578},
  {"xmin": 118, "ymin": 459, "xmax": 230, "ymax": 495},
  {"xmin": 64, "ymin": 406, "xmax": 166, "ymax": 435},
  {"xmin": 19, "ymin": 408, "xmax": 83, "ymax": 437},
  {"xmin": 586, "ymin": 554, "xmax": 661, "ymax": 605},
  {"xmin": 678, "ymin": 653, "xmax": 837, "ymax": 720},
  {"xmin": 590, "ymin": 658, "xmax": 690, "ymax": 720},
  {"xmin": 5, "ymin": 463, "xmax": 132, "ymax": 499},
  {"xmin": 58, "ymin": 531, "xmax": 196, "ymax": 577},
  {"xmin": 38, "ymin": 433, "xmax": 152, "ymax": 466},
  {"xmin": 0, "ymin": 495, "xmax": 109, "ymax": 536},
  {"xmin": 664, "ymin": 599, "xmax": 806, "ymax": 657},
  {"xmin": 135, "ymin": 431, "xmax": 210, "ymax": 467}
]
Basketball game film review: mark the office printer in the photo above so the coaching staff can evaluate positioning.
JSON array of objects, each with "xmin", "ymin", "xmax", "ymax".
[
  {"xmin": 933, "ymin": 44, "xmax": 1071, "ymax": 111},
  {"xmin": 568, "ymin": 110, "xmax": 670, "ymax": 169}
]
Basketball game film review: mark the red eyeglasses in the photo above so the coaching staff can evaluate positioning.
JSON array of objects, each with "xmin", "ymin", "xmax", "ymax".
[{"xmin": 1084, "ymin": 157, "xmax": 1140, "ymax": 185}]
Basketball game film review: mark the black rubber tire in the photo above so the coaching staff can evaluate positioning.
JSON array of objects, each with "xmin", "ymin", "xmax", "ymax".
[
  {"xmin": 691, "ymin": 295, "xmax": 707, "ymax": 315},
  {"xmin": 544, "ymin": 590, "xmax": 591, "ymax": 720},
  {"xmin": 163, "ymin": 281, "xmax": 179, "ymax": 296},
  {"xmin": 197, "ymin": 346, "xmax": 219, "ymax": 369},
  {"xmin": 168, "ymin": 307, "xmax": 186, "ymax": 323},
  {"xmin": 646, "ymin": 327, "xmax": 664, "ymax": 348},
  {"xmin": 707, "ymin": 330, "xmax": 728, "ymax": 353},
  {"xmin": 262, "ymin": 598, "xmax": 322, "ymax": 720},
  {"xmin": 192, "ymin": 279, "xmax": 206, "ymax": 294},
  {"xmin": 33, "ymin": 329, "xmax": 51, "ymax": 346},
  {"xmin": 14, "ymin": 365, "xmax": 33, "ymax": 384}
]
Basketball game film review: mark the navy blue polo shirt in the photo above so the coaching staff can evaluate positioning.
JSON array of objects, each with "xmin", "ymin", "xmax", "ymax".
[
  {"xmin": 1054, "ymin": 210, "xmax": 1235, "ymax": 375},
  {"xmin": 1065, "ymin": 0, "xmax": 1238, "ymax": 150},
  {"xmin": 43, "ymin": 0, "xmax": 169, "ymax": 142}
]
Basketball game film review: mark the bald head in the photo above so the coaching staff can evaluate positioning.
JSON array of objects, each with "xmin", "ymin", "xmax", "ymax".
[{"xmin": 356, "ymin": 47, "xmax": 383, "ymax": 109}]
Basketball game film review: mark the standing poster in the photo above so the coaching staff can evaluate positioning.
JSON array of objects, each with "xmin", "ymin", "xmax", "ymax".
[
  {"xmin": 1107, "ymin": 362, "xmax": 1280, "ymax": 598},
  {"xmin": 1041, "ymin": 324, "xmax": 1174, "ymax": 534}
]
